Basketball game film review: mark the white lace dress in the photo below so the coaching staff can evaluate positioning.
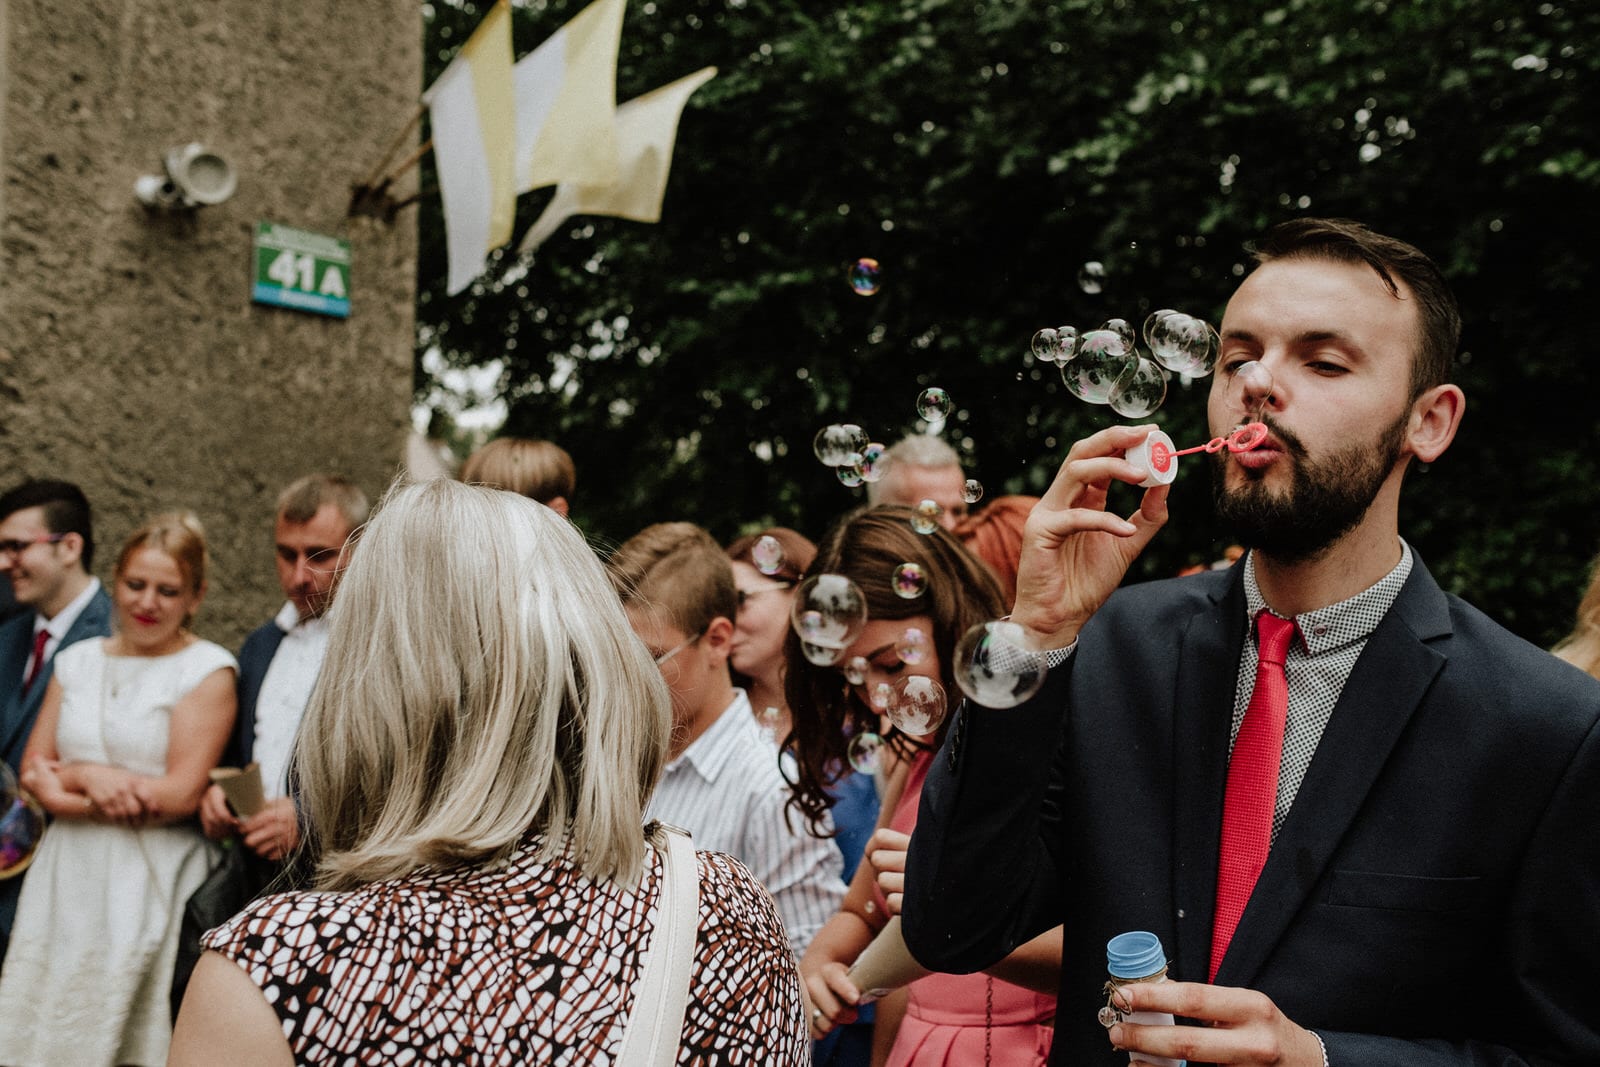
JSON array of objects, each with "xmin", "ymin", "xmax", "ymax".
[{"xmin": 0, "ymin": 637, "xmax": 235, "ymax": 1066}]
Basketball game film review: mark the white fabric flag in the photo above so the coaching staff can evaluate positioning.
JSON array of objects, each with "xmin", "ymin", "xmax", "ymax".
[
  {"xmin": 513, "ymin": 0, "xmax": 624, "ymax": 193},
  {"xmin": 519, "ymin": 66, "xmax": 717, "ymax": 255},
  {"xmin": 424, "ymin": 0, "xmax": 515, "ymax": 295}
]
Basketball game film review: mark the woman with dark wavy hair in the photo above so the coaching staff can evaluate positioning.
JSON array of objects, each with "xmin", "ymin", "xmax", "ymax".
[{"xmin": 788, "ymin": 506, "xmax": 1059, "ymax": 1066}]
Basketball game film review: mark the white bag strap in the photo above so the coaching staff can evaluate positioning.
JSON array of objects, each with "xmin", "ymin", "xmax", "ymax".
[{"xmin": 616, "ymin": 823, "xmax": 700, "ymax": 1067}]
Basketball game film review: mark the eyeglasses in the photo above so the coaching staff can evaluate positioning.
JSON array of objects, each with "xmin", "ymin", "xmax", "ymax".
[
  {"xmin": 654, "ymin": 632, "xmax": 703, "ymax": 667},
  {"xmin": 736, "ymin": 583, "xmax": 792, "ymax": 610},
  {"xmin": 0, "ymin": 534, "xmax": 67, "ymax": 560}
]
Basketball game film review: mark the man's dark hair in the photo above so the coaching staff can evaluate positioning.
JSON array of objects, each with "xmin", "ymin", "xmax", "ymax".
[
  {"xmin": 0, "ymin": 479, "xmax": 95, "ymax": 570},
  {"xmin": 1249, "ymin": 218, "xmax": 1461, "ymax": 397}
]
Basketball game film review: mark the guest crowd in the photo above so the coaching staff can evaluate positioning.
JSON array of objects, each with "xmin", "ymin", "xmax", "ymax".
[{"xmin": 1, "ymin": 219, "xmax": 1598, "ymax": 1066}]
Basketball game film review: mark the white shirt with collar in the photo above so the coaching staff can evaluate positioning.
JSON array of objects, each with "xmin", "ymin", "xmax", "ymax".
[
  {"xmin": 253, "ymin": 601, "xmax": 331, "ymax": 799},
  {"xmin": 27, "ymin": 577, "xmax": 102, "ymax": 685},
  {"xmin": 646, "ymin": 688, "xmax": 845, "ymax": 959}
]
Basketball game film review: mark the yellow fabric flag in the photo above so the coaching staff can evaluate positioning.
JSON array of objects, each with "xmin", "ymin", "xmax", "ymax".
[
  {"xmin": 519, "ymin": 67, "xmax": 717, "ymax": 254},
  {"xmin": 514, "ymin": 0, "xmax": 625, "ymax": 193},
  {"xmin": 423, "ymin": 0, "xmax": 516, "ymax": 295}
]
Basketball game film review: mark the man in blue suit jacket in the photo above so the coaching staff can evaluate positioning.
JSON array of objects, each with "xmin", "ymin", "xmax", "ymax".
[
  {"xmin": 902, "ymin": 220, "xmax": 1600, "ymax": 1064},
  {"xmin": 0, "ymin": 480, "xmax": 113, "ymax": 964},
  {"xmin": 198, "ymin": 475, "xmax": 367, "ymax": 861}
]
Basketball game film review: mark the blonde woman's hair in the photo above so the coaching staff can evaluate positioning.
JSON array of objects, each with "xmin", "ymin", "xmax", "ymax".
[
  {"xmin": 293, "ymin": 479, "xmax": 672, "ymax": 890},
  {"xmin": 1554, "ymin": 551, "xmax": 1600, "ymax": 680},
  {"xmin": 117, "ymin": 511, "xmax": 208, "ymax": 594}
]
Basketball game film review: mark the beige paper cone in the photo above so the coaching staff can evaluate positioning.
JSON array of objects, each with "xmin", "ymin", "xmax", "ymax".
[
  {"xmin": 209, "ymin": 762, "xmax": 266, "ymax": 818},
  {"xmin": 846, "ymin": 916, "xmax": 932, "ymax": 1004}
]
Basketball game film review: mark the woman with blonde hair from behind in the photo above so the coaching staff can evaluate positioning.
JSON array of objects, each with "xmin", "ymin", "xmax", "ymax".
[
  {"xmin": 171, "ymin": 479, "xmax": 808, "ymax": 1065},
  {"xmin": 1554, "ymin": 549, "xmax": 1600, "ymax": 679}
]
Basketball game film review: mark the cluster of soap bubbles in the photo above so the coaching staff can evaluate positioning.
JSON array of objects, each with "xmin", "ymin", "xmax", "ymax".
[
  {"xmin": 812, "ymin": 424, "xmax": 889, "ymax": 488},
  {"xmin": 1032, "ymin": 309, "xmax": 1219, "ymax": 419},
  {"xmin": 1, "ymin": 763, "xmax": 45, "ymax": 880}
]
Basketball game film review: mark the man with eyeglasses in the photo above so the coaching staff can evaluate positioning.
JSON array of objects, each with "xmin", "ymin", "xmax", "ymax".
[
  {"xmin": 608, "ymin": 521, "xmax": 845, "ymax": 960},
  {"xmin": 197, "ymin": 476, "xmax": 368, "ymax": 862},
  {"xmin": 0, "ymin": 479, "xmax": 112, "ymax": 963}
]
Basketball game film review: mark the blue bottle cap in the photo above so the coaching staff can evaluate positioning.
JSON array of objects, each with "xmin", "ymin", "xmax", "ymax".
[{"xmin": 1106, "ymin": 930, "xmax": 1167, "ymax": 979}]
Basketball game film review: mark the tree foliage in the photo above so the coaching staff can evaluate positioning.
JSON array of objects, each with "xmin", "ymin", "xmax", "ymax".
[{"xmin": 417, "ymin": 0, "xmax": 1598, "ymax": 645}]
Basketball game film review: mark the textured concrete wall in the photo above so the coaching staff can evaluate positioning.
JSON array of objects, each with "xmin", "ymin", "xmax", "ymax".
[{"xmin": 0, "ymin": 0, "xmax": 419, "ymax": 646}]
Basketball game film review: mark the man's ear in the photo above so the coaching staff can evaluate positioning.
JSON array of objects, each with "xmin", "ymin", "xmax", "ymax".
[
  {"xmin": 1407, "ymin": 383, "xmax": 1465, "ymax": 464},
  {"xmin": 702, "ymin": 615, "xmax": 736, "ymax": 659},
  {"xmin": 57, "ymin": 531, "xmax": 86, "ymax": 570},
  {"xmin": 544, "ymin": 496, "xmax": 569, "ymax": 518}
]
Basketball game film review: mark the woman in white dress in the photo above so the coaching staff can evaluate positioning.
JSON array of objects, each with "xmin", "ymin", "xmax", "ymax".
[{"xmin": 0, "ymin": 511, "xmax": 236, "ymax": 1066}]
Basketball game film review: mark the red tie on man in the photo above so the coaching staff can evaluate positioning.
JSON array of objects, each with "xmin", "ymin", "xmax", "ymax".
[
  {"xmin": 1210, "ymin": 611, "xmax": 1299, "ymax": 982},
  {"xmin": 23, "ymin": 628, "xmax": 49, "ymax": 691}
]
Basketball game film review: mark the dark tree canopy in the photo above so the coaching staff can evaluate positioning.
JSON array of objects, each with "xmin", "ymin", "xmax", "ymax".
[{"xmin": 417, "ymin": 0, "xmax": 1599, "ymax": 646}]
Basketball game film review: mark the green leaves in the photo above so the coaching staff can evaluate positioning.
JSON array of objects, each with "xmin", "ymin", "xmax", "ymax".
[{"xmin": 418, "ymin": 0, "xmax": 1600, "ymax": 646}]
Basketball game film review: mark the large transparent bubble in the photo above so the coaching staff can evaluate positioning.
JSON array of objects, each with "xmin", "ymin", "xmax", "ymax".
[
  {"xmin": 1060, "ymin": 329, "xmax": 1136, "ymax": 405},
  {"xmin": 953, "ymin": 620, "xmax": 1050, "ymax": 709},
  {"xmin": 855, "ymin": 442, "xmax": 889, "ymax": 483},
  {"xmin": 1108, "ymin": 356, "xmax": 1169, "ymax": 419},
  {"xmin": 790, "ymin": 574, "xmax": 869, "ymax": 666},
  {"xmin": 916, "ymin": 388, "xmax": 953, "ymax": 423},
  {"xmin": 1144, "ymin": 310, "xmax": 1219, "ymax": 377},
  {"xmin": 885, "ymin": 676, "xmax": 947, "ymax": 736},
  {"xmin": 846, "ymin": 731, "xmax": 883, "ymax": 774}
]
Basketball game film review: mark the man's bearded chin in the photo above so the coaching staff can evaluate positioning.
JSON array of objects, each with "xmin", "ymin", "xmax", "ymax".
[{"xmin": 1210, "ymin": 415, "xmax": 1405, "ymax": 565}]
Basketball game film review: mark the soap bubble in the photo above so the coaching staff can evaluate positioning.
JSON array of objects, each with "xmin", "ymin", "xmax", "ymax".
[
  {"xmin": 1227, "ymin": 360, "xmax": 1276, "ymax": 420},
  {"xmin": 752, "ymin": 535, "xmax": 786, "ymax": 576},
  {"xmin": 856, "ymin": 442, "xmax": 889, "ymax": 483},
  {"xmin": 813, "ymin": 424, "xmax": 861, "ymax": 467},
  {"xmin": 1060, "ymin": 329, "xmax": 1136, "ymax": 404},
  {"xmin": 837, "ymin": 463, "xmax": 865, "ymax": 488},
  {"xmin": 846, "ymin": 731, "xmax": 884, "ymax": 774},
  {"xmin": 962, "ymin": 479, "xmax": 983, "ymax": 504},
  {"xmin": 916, "ymin": 387, "xmax": 953, "ymax": 423},
  {"xmin": 870, "ymin": 681, "xmax": 895, "ymax": 710},
  {"xmin": 1031, "ymin": 327, "xmax": 1061, "ymax": 363},
  {"xmin": 844, "ymin": 656, "xmax": 869, "ymax": 686},
  {"xmin": 895, "ymin": 626, "xmax": 930, "ymax": 665},
  {"xmin": 0, "ymin": 765, "xmax": 44, "ymax": 879},
  {"xmin": 1101, "ymin": 318, "xmax": 1136, "ymax": 351},
  {"xmin": 1145, "ymin": 310, "xmax": 1219, "ymax": 376},
  {"xmin": 849, "ymin": 257, "xmax": 882, "ymax": 296},
  {"xmin": 791, "ymin": 574, "xmax": 868, "ymax": 667},
  {"xmin": 1078, "ymin": 261, "xmax": 1106, "ymax": 294},
  {"xmin": 885, "ymin": 676, "xmax": 947, "ymax": 736},
  {"xmin": 892, "ymin": 562, "xmax": 927, "ymax": 599},
  {"xmin": 953, "ymin": 620, "xmax": 1049, "ymax": 709},
  {"xmin": 911, "ymin": 500, "xmax": 942, "ymax": 534},
  {"xmin": 1034, "ymin": 325, "xmax": 1078, "ymax": 365},
  {"xmin": 1108, "ymin": 356, "xmax": 1169, "ymax": 419}
]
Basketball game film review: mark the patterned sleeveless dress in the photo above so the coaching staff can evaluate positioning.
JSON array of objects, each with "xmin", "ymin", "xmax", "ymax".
[{"xmin": 204, "ymin": 833, "xmax": 808, "ymax": 1064}]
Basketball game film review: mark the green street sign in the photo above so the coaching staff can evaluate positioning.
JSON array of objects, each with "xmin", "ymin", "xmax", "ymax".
[{"xmin": 252, "ymin": 222, "xmax": 350, "ymax": 318}]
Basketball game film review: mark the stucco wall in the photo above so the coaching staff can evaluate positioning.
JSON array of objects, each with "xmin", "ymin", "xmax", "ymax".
[{"xmin": 0, "ymin": 1, "xmax": 419, "ymax": 646}]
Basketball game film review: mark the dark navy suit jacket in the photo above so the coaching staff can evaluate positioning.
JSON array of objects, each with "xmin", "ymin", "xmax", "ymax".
[
  {"xmin": 222, "ymin": 619, "xmax": 288, "ymax": 771},
  {"xmin": 904, "ymin": 558, "xmax": 1600, "ymax": 1066},
  {"xmin": 0, "ymin": 584, "xmax": 113, "ymax": 958}
]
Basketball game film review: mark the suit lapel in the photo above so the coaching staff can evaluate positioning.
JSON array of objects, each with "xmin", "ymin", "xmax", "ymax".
[
  {"xmin": 1171, "ymin": 571, "xmax": 1249, "ymax": 981},
  {"xmin": 0, "ymin": 587, "xmax": 112, "ymax": 761},
  {"xmin": 1213, "ymin": 562, "xmax": 1451, "ymax": 988}
]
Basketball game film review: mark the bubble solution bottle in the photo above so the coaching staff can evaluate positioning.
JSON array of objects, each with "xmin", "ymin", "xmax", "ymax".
[{"xmin": 1102, "ymin": 930, "xmax": 1185, "ymax": 1067}]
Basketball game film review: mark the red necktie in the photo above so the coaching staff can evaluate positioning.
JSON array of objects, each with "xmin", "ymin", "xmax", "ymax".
[
  {"xmin": 23, "ymin": 628, "xmax": 49, "ymax": 691},
  {"xmin": 1210, "ymin": 611, "xmax": 1298, "ymax": 982}
]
